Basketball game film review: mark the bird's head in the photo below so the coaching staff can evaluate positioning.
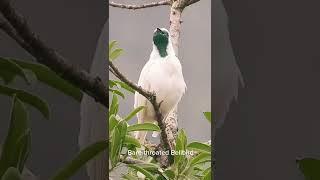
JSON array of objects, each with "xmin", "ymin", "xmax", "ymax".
[{"xmin": 153, "ymin": 28, "xmax": 170, "ymax": 57}]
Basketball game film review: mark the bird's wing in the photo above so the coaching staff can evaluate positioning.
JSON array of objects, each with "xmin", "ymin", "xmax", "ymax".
[
  {"xmin": 79, "ymin": 21, "xmax": 107, "ymax": 180},
  {"xmin": 172, "ymin": 55, "xmax": 187, "ymax": 95},
  {"xmin": 134, "ymin": 60, "xmax": 154, "ymax": 122},
  {"xmin": 134, "ymin": 59, "xmax": 156, "ymax": 143}
]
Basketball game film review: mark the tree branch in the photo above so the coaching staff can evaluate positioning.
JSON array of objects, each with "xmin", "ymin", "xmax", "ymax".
[
  {"xmin": 0, "ymin": 0, "xmax": 108, "ymax": 107},
  {"xmin": 160, "ymin": 0, "xmax": 202, "ymax": 161},
  {"xmin": 169, "ymin": 0, "xmax": 203, "ymax": 53},
  {"xmin": 109, "ymin": 1, "xmax": 170, "ymax": 10},
  {"xmin": 109, "ymin": 61, "xmax": 173, "ymax": 167}
]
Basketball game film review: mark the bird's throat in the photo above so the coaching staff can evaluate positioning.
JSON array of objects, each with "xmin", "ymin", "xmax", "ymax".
[
  {"xmin": 153, "ymin": 34, "xmax": 169, "ymax": 58},
  {"xmin": 156, "ymin": 45, "xmax": 168, "ymax": 57}
]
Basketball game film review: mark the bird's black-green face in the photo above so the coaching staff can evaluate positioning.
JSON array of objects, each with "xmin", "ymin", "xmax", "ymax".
[{"xmin": 153, "ymin": 28, "xmax": 169, "ymax": 57}]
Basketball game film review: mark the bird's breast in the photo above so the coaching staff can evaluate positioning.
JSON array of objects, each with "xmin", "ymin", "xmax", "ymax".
[{"xmin": 145, "ymin": 59, "xmax": 186, "ymax": 116}]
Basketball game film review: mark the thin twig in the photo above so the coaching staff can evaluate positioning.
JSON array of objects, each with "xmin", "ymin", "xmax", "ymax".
[
  {"xmin": 0, "ymin": 0, "xmax": 109, "ymax": 107},
  {"xmin": 109, "ymin": 0, "xmax": 170, "ymax": 10},
  {"xmin": 109, "ymin": 66, "xmax": 121, "ymax": 79}
]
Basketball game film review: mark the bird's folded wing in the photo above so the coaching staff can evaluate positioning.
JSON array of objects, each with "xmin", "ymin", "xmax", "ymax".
[{"xmin": 134, "ymin": 66, "xmax": 151, "ymax": 123}]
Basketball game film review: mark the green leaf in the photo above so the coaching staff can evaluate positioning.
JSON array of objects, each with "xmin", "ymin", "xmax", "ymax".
[
  {"xmin": 109, "ymin": 80, "xmax": 117, "ymax": 88},
  {"xmin": 109, "ymin": 49, "xmax": 123, "ymax": 61},
  {"xmin": 163, "ymin": 169, "xmax": 175, "ymax": 179},
  {"xmin": 193, "ymin": 166, "xmax": 204, "ymax": 172},
  {"xmin": 113, "ymin": 80, "xmax": 135, "ymax": 93},
  {"xmin": 109, "ymin": 94, "xmax": 119, "ymax": 116},
  {"xmin": 10, "ymin": 58, "xmax": 82, "ymax": 101},
  {"xmin": 113, "ymin": 120, "xmax": 127, "ymax": 160},
  {"xmin": 50, "ymin": 141, "xmax": 108, "ymax": 180},
  {"xmin": 124, "ymin": 106, "xmax": 144, "ymax": 121},
  {"xmin": 0, "ymin": 70, "xmax": 16, "ymax": 84},
  {"xmin": 117, "ymin": 120, "xmax": 128, "ymax": 145},
  {"xmin": 110, "ymin": 128, "xmax": 121, "ymax": 168},
  {"xmin": 203, "ymin": 112, "xmax": 211, "ymax": 123},
  {"xmin": 141, "ymin": 164, "xmax": 170, "ymax": 180},
  {"xmin": 202, "ymin": 167, "xmax": 211, "ymax": 177},
  {"xmin": 156, "ymin": 173, "xmax": 170, "ymax": 180},
  {"xmin": 202, "ymin": 169, "xmax": 211, "ymax": 180},
  {"xmin": 137, "ymin": 163, "xmax": 160, "ymax": 172},
  {"xmin": 1, "ymin": 167, "xmax": 22, "ymax": 180},
  {"xmin": 187, "ymin": 142, "xmax": 211, "ymax": 154},
  {"xmin": 15, "ymin": 130, "xmax": 31, "ymax": 172},
  {"xmin": 190, "ymin": 153, "xmax": 211, "ymax": 166},
  {"xmin": 122, "ymin": 174, "xmax": 139, "ymax": 180},
  {"xmin": 174, "ymin": 129, "xmax": 187, "ymax": 167},
  {"xmin": 109, "ymin": 114, "xmax": 119, "ymax": 133},
  {"xmin": 0, "ymin": 84, "xmax": 50, "ymax": 119},
  {"xmin": 297, "ymin": 157, "xmax": 320, "ymax": 180},
  {"xmin": 124, "ymin": 135, "xmax": 141, "ymax": 148},
  {"xmin": 0, "ymin": 57, "xmax": 36, "ymax": 85},
  {"xmin": 127, "ymin": 123, "xmax": 160, "ymax": 132},
  {"xmin": 109, "ymin": 40, "xmax": 117, "ymax": 52},
  {"xmin": 177, "ymin": 156, "xmax": 189, "ymax": 175},
  {"xmin": 109, "ymin": 88, "xmax": 125, "ymax": 98},
  {"xmin": 0, "ymin": 96, "xmax": 29, "ymax": 177},
  {"xmin": 128, "ymin": 164, "xmax": 156, "ymax": 180}
]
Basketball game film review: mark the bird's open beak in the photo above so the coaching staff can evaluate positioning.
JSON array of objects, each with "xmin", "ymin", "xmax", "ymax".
[{"xmin": 156, "ymin": 28, "xmax": 162, "ymax": 33}]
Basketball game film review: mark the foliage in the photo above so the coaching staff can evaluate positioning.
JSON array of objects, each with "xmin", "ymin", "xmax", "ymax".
[
  {"xmin": 108, "ymin": 89, "xmax": 152, "ymax": 170},
  {"xmin": 0, "ymin": 96, "xmax": 30, "ymax": 177},
  {"xmin": 0, "ymin": 56, "xmax": 105, "ymax": 179},
  {"xmin": 297, "ymin": 157, "xmax": 320, "ymax": 180},
  {"xmin": 50, "ymin": 141, "xmax": 108, "ymax": 180},
  {"xmin": 1, "ymin": 167, "xmax": 22, "ymax": 180},
  {"xmin": 108, "ymin": 41, "xmax": 213, "ymax": 180},
  {"xmin": 0, "ymin": 57, "xmax": 82, "ymax": 101}
]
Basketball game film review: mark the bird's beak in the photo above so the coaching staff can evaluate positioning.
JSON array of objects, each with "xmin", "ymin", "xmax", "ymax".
[{"xmin": 156, "ymin": 28, "xmax": 162, "ymax": 33}]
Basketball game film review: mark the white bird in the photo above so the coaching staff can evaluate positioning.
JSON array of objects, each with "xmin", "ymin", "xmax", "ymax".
[{"xmin": 134, "ymin": 28, "xmax": 187, "ymax": 144}]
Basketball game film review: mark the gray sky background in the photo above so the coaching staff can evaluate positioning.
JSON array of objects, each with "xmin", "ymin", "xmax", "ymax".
[{"xmin": 109, "ymin": 0, "xmax": 211, "ymax": 141}]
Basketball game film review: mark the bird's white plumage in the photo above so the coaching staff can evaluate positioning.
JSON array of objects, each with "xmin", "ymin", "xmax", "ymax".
[{"xmin": 134, "ymin": 28, "xmax": 186, "ymax": 143}]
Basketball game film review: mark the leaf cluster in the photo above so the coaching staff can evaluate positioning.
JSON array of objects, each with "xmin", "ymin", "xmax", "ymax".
[{"xmin": 0, "ymin": 57, "xmax": 107, "ymax": 179}]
